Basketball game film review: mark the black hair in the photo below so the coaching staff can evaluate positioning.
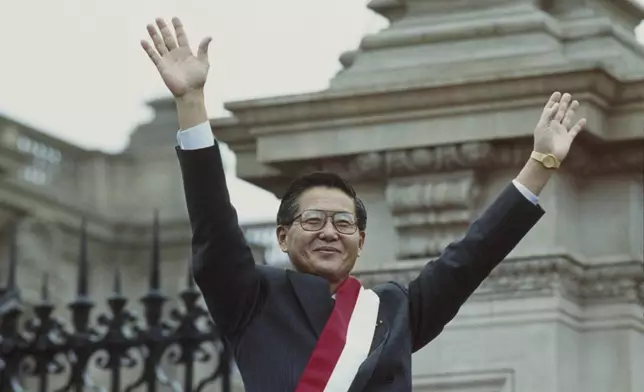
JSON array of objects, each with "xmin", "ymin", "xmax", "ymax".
[{"xmin": 276, "ymin": 172, "xmax": 367, "ymax": 231}]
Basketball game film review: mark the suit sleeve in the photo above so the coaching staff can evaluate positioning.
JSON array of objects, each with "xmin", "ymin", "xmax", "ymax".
[
  {"xmin": 407, "ymin": 183, "xmax": 544, "ymax": 352},
  {"xmin": 176, "ymin": 143, "xmax": 264, "ymax": 336}
]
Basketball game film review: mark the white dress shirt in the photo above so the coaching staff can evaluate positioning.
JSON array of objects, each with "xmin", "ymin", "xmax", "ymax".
[{"xmin": 176, "ymin": 122, "xmax": 539, "ymax": 206}]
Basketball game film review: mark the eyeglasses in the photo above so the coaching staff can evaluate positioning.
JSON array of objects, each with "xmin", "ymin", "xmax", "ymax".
[{"xmin": 291, "ymin": 209, "xmax": 358, "ymax": 235}]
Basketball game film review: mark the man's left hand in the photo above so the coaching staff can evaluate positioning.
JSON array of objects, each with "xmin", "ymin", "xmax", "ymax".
[
  {"xmin": 514, "ymin": 92, "xmax": 588, "ymax": 196},
  {"xmin": 533, "ymin": 92, "xmax": 586, "ymax": 162}
]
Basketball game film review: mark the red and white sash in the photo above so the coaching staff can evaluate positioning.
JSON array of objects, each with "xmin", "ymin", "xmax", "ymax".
[{"xmin": 295, "ymin": 276, "xmax": 380, "ymax": 392}]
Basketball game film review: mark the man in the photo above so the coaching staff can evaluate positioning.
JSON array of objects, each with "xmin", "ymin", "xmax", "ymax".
[{"xmin": 141, "ymin": 18, "xmax": 586, "ymax": 392}]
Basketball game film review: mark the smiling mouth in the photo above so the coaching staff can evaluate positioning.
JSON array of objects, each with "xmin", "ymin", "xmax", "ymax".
[{"xmin": 314, "ymin": 247, "xmax": 340, "ymax": 253}]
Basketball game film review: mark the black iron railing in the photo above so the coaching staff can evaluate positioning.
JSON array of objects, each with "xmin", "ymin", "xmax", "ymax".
[{"xmin": 0, "ymin": 214, "xmax": 232, "ymax": 392}]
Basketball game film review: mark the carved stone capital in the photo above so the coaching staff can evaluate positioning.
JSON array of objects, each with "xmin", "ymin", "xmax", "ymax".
[
  {"xmin": 355, "ymin": 257, "xmax": 644, "ymax": 307},
  {"xmin": 385, "ymin": 171, "xmax": 481, "ymax": 259}
]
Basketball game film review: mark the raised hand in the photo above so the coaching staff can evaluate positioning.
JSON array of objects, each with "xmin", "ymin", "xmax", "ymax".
[
  {"xmin": 141, "ymin": 17, "xmax": 212, "ymax": 98},
  {"xmin": 533, "ymin": 92, "xmax": 586, "ymax": 162}
]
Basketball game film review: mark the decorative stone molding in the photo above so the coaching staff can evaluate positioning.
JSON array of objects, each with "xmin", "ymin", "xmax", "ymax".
[
  {"xmin": 580, "ymin": 262, "xmax": 644, "ymax": 305},
  {"xmin": 355, "ymin": 257, "xmax": 644, "ymax": 307},
  {"xmin": 291, "ymin": 140, "xmax": 643, "ymax": 181},
  {"xmin": 478, "ymin": 257, "xmax": 585, "ymax": 301},
  {"xmin": 295, "ymin": 141, "xmax": 495, "ymax": 181},
  {"xmin": 386, "ymin": 170, "xmax": 481, "ymax": 258},
  {"xmin": 386, "ymin": 143, "xmax": 494, "ymax": 177}
]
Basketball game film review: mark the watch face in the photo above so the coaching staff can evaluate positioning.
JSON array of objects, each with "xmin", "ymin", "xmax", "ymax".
[{"xmin": 543, "ymin": 155, "xmax": 556, "ymax": 168}]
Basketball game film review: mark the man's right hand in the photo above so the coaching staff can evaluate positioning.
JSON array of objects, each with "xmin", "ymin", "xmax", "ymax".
[
  {"xmin": 141, "ymin": 17, "xmax": 212, "ymax": 99},
  {"xmin": 141, "ymin": 17, "xmax": 211, "ymax": 130}
]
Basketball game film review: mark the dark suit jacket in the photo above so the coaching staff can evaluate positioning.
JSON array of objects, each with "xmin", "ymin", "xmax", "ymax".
[{"xmin": 176, "ymin": 143, "xmax": 544, "ymax": 391}]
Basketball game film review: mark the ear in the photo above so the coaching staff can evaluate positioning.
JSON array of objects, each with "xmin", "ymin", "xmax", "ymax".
[{"xmin": 276, "ymin": 225, "xmax": 289, "ymax": 252}]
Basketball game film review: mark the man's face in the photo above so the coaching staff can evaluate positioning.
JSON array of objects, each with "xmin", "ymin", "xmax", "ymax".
[{"xmin": 277, "ymin": 186, "xmax": 365, "ymax": 284}]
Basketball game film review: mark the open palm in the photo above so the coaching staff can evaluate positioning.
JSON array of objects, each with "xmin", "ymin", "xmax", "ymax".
[
  {"xmin": 533, "ymin": 92, "xmax": 586, "ymax": 162},
  {"xmin": 141, "ymin": 18, "xmax": 212, "ymax": 98}
]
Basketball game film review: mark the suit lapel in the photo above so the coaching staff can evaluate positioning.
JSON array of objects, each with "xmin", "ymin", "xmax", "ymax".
[
  {"xmin": 369, "ymin": 312, "xmax": 389, "ymax": 354},
  {"xmin": 286, "ymin": 270, "xmax": 334, "ymax": 338}
]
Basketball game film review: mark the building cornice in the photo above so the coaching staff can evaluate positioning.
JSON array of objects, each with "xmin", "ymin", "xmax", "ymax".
[{"xmin": 218, "ymin": 65, "xmax": 624, "ymax": 133}]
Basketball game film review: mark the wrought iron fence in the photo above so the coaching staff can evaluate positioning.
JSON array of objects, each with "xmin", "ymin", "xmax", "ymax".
[{"xmin": 0, "ymin": 214, "xmax": 232, "ymax": 392}]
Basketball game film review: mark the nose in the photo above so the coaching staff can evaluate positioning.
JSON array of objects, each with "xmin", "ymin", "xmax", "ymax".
[{"xmin": 317, "ymin": 217, "xmax": 339, "ymax": 240}]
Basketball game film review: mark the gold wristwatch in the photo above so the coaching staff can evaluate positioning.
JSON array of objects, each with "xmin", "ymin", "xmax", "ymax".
[{"xmin": 531, "ymin": 151, "xmax": 560, "ymax": 169}]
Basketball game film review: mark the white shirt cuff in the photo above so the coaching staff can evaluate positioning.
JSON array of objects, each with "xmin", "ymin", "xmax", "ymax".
[
  {"xmin": 512, "ymin": 179, "xmax": 539, "ymax": 205},
  {"xmin": 176, "ymin": 121, "xmax": 215, "ymax": 150}
]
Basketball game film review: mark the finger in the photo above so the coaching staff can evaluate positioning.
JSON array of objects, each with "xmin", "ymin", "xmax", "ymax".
[
  {"xmin": 553, "ymin": 93, "xmax": 571, "ymax": 123},
  {"xmin": 156, "ymin": 18, "xmax": 178, "ymax": 51},
  {"xmin": 140, "ymin": 40, "xmax": 162, "ymax": 67},
  {"xmin": 197, "ymin": 36, "xmax": 212, "ymax": 62},
  {"xmin": 171, "ymin": 17, "xmax": 190, "ymax": 48},
  {"xmin": 544, "ymin": 102, "xmax": 559, "ymax": 123},
  {"xmin": 147, "ymin": 24, "xmax": 168, "ymax": 56},
  {"xmin": 562, "ymin": 100, "xmax": 579, "ymax": 128},
  {"xmin": 540, "ymin": 92, "xmax": 561, "ymax": 123},
  {"xmin": 545, "ymin": 91, "xmax": 562, "ymax": 109},
  {"xmin": 568, "ymin": 118, "xmax": 586, "ymax": 140}
]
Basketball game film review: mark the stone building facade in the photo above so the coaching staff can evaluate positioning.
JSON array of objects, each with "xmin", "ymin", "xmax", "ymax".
[{"xmin": 1, "ymin": 0, "xmax": 643, "ymax": 391}]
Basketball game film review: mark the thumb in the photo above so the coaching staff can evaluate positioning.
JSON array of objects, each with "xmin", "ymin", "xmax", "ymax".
[{"xmin": 197, "ymin": 36, "xmax": 212, "ymax": 62}]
